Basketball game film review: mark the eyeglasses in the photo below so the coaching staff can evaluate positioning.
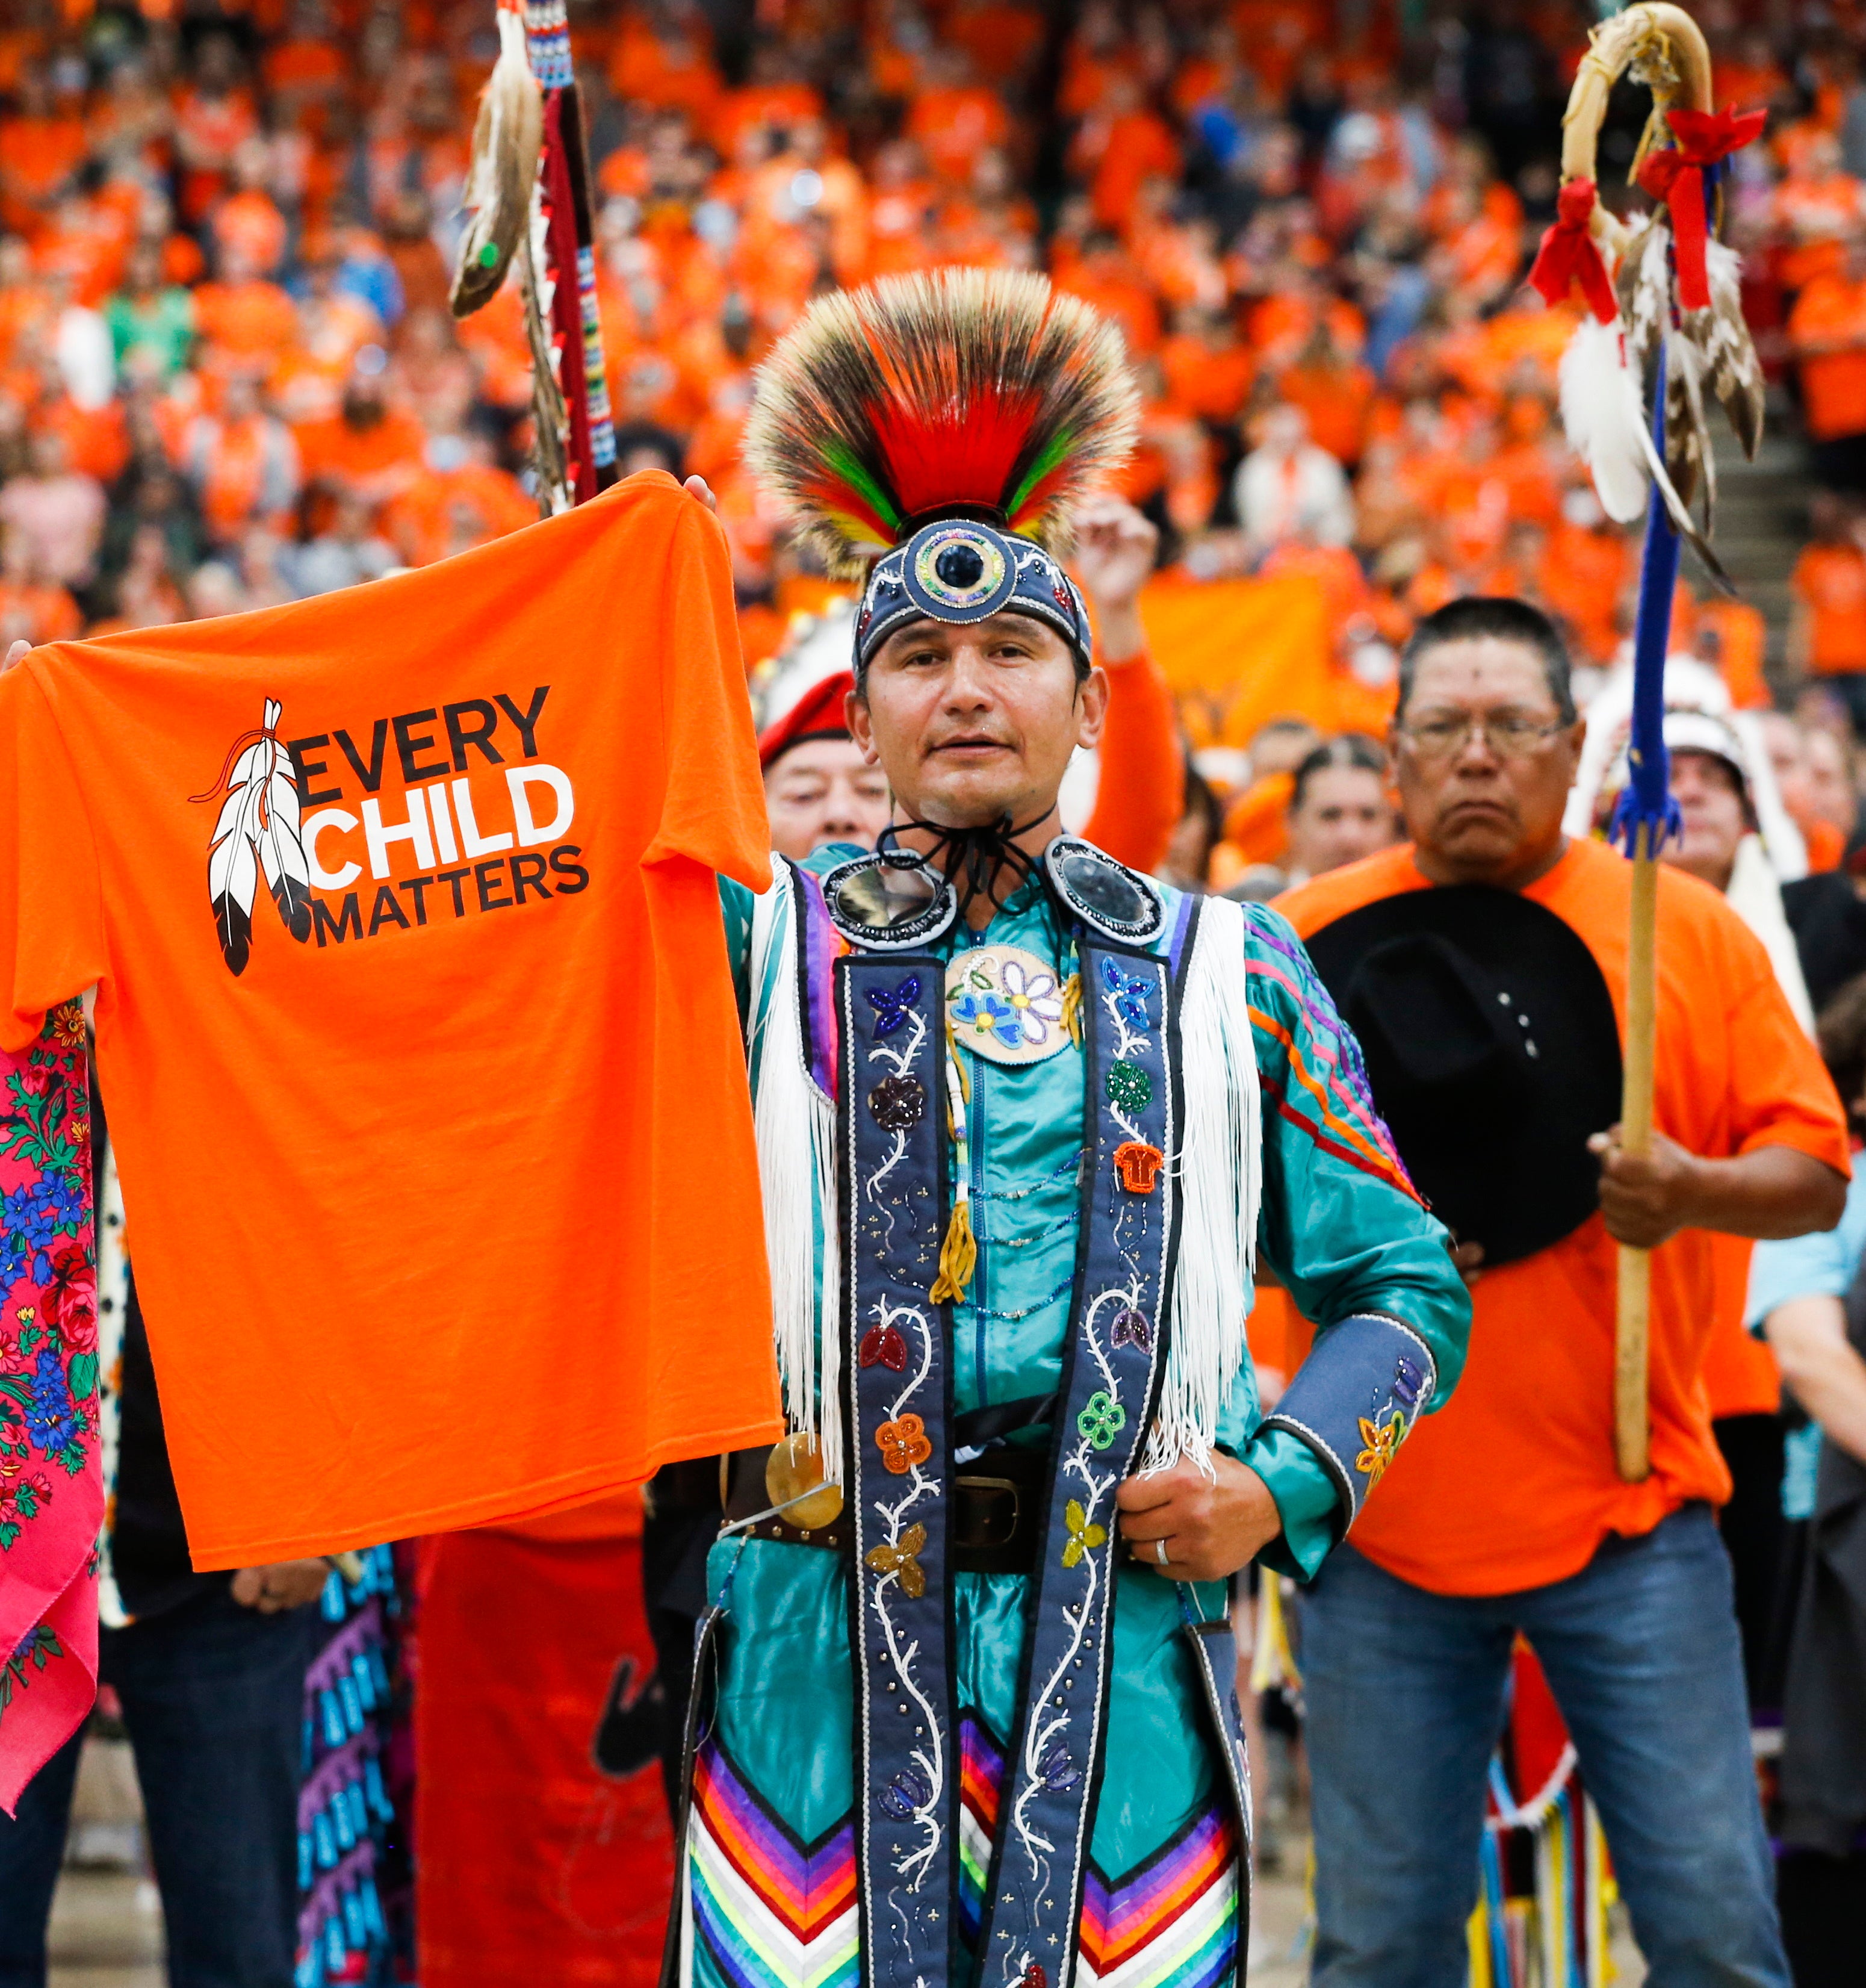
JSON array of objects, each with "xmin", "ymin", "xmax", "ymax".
[{"xmin": 1395, "ymin": 710, "xmax": 1569, "ymax": 761}]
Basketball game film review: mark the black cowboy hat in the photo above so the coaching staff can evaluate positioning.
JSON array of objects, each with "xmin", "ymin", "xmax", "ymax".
[{"xmin": 1303, "ymin": 886, "xmax": 1623, "ymax": 1268}]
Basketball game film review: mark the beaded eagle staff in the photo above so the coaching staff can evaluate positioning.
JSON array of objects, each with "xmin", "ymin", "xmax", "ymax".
[
  {"xmin": 1531, "ymin": 1, "xmax": 1766, "ymax": 1480},
  {"xmin": 450, "ymin": 0, "xmax": 617, "ymax": 511}
]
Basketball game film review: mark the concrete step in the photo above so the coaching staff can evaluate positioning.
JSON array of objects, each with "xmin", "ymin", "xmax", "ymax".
[{"xmin": 1701, "ymin": 426, "xmax": 1808, "ymax": 666}]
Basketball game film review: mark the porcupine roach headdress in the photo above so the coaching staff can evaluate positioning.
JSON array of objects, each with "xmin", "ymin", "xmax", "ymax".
[{"xmin": 743, "ymin": 269, "xmax": 1139, "ymax": 670}]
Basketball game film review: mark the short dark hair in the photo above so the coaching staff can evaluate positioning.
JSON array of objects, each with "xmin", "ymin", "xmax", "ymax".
[
  {"xmin": 1397, "ymin": 596, "xmax": 1576, "ymax": 725},
  {"xmin": 1289, "ymin": 733, "xmax": 1387, "ymax": 812}
]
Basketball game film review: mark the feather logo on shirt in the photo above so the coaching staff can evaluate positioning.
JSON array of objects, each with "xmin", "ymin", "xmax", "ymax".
[{"xmin": 190, "ymin": 698, "xmax": 313, "ymax": 976}]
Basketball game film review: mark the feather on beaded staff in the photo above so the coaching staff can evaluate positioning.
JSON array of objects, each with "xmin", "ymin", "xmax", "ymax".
[
  {"xmin": 743, "ymin": 269, "xmax": 1140, "ymax": 576},
  {"xmin": 1531, "ymin": 1, "xmax": 1765, "ymax": 1481},
  {"xmin": 450, "ymin": 2, "xmax": 541, "ymax": 317},
  {"xmin": 451, "ymin": 0, "xmax": 616, "ymax": 511}
]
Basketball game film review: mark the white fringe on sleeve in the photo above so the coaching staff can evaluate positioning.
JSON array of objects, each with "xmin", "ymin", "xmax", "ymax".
[
  {"xmin": 748, "ymin": 870, "xmax": 845, "ymax": 1483},
  {"xmin": 1144, "ymin": 895, "xmax": 1262, "ymax": 1477}
]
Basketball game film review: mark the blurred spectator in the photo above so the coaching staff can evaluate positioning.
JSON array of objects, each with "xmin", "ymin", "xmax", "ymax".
[
  {"xmin": 1791, "ymin": 493, "xmax": 1866, "ymax": 732},
  {"xmin": 0, "ymin": 430, "xmax": 102, "ymax": 596},
  {"xmin": 1791, "ymin": 232, "xmax": 1866, "ymax": 491},
  {"xmin": 193, "ymin": 243, "xmax": 297, "ymax": 375},
  {"xmin": 105, "ymin": 239, "xmax": 198, "ymax": 384},
  {"xmin": 281, "ymin": 489, "xmax": 397, "ymax": 597},
  {"xmin": 1666, "ymin": 745, "xmax": 1755, "ymax": 895},
  {"xmin": 0, "ymin": 524, "xmax": 79, "ymax": 646},
  {"xmin": 1763, "ymin": 706, "xmax": 1849, "ymax": 875},
  {"xmin": 46, "ymin": 266, "xmax": 113, "ymax": 412},
  {"xmin": 1235, "ymin": 402, "xmax": 1354, "ymax": 555},
  {"xmin": 381, "ymin": 190, "xmax": 452, "ymax": 319},
  {"xmin": 1210, "ymin": 714, "xmax": 1325, "ymax": 889},
  {"xmin": 382, "ymin": 425, "xmax": 530, "ymax": 568},
  {"xmin": 296, "ymin": 359, "xmax": 424, "ymax": 512},
  {"xmin": 1805, "ymin": 721, "xmax": 1862, "ymax": 850},
  {"xmin": 1774, "ymin": 131, "xmax": 1866, "ymax": 294},
  {"xmin": 1160, "ymin": 762, "xmax": 1226, "ymax": 891},
  {"xmin": 178, "ymin": 370, "xmax": 299, "ymax": 549},
  {"xmin": 1283, "ymin": 733, "xmax": 1398, "ymax": 886}
]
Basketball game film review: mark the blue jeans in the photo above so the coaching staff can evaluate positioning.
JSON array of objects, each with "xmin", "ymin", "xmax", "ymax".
[
  {"xmin": 0, "ymin": 1582, "xmax": 316, "ymax": 1988},
  {"xmin": 1302, "ymin": 1505, "xmax": 1789, "ymax": 1988}
]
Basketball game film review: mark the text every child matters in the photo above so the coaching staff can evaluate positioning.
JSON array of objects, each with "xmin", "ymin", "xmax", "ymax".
[{"xmin": 284, "ymin": 686, "xmax": 589, "ymax": 945}]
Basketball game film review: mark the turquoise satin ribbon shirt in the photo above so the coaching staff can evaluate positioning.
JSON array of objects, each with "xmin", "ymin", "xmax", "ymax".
[{"xmin": 700, "ymin": 850, "xmax": 1470, "ymax": 1980}]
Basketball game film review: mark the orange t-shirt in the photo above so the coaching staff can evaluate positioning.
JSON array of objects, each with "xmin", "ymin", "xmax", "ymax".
[
  {"xmin": 1159, "ymin": 334, "xmax": 1255, "ymax": 424},
  {"xmin": 1700, "ymin": 1232, "xmax": 1781, "ymax": 1420},
  {"xmin": 1790, "ymin": 273, "xmax": 1866, "ymax": 441},
  {"xmin": 1794, "ymin": 541, "xmax": 1866, "ymax": 673},
  {"xmin": 1277, "ymin": 838, "xmax": 1849, "ymax": 1597},
  {"xmin": 382, "ymin": 462, "xmax": 537, "ymax": 568},
  {"xmin": 0, "ymin": 473, "xmax": 781, "ymax": 1566},
  {"xmin": 294, "ymin": 408, "xmax": 427, "ymax": 494},
  {"xmin": 0, "ymin": 114, "xmax": 87, "ymax": 210},
  {"xmin": 192, "ymin": 278, "xmax": 299, "ymax": 363},
  {"xmin": 906, "ymin": 85, "xmax": 1010, "ymax": 184},
  {"xmin": 1691, "ymin": 598, "xmax": 1770, "ymax": 710}
]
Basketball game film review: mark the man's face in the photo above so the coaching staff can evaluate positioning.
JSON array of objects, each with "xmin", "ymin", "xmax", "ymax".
[
  {"xmin": 849, "ymin": 613, "xmax": 1107, "ymax": 830},
  {"xmin": 1805, "ymin": 726, "xmax": 1858, "ymax": 832},
  {"xmin": 1665, "ymin": 750, "xmax": 1747, "ymax": 892},
  {"xmin": 1287, "ymin": 765, "xmax": 1395, "ymax": 878},
  {"xmin": 1391, "ymin": 636, "xmax": 1583, "ymax": 886},
  {"xmin": 1761, "ymin": 711, "xmax": 1811, "ymax": 819},
  {"xmin": 763, "ymin": 736, "xmax": 891, "ymax": 860}
]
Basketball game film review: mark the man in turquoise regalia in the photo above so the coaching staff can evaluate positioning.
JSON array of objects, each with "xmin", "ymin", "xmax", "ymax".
[{"xmin": 667, "ymin": 270, "xmax": 1471, "ymax": 1988}]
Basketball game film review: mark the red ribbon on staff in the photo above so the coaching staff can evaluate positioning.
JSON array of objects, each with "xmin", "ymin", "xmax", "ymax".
[
  {"xmin": 1528, "ymin": 178, "xmax": 1619, "ymax": 322},
  {"xmin": 1634, "ymin": 105, "xmax": 1767, "ymax": 311}
]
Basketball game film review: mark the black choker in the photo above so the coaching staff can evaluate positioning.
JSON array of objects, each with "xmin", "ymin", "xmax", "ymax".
[{"xmin": 879, "ymin": 814, "xmax": 1050, "ymax": 920}]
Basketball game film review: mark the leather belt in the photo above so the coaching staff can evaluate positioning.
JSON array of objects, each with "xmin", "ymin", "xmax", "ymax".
[{"xmin": 721, "ymin": 1442, "xmax": 1046, "ymax": 1574}]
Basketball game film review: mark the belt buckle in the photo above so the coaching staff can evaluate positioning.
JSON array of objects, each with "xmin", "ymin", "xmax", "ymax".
[{"xmin": 956, "ymin": 1474, "xmax": 1020, "ymax": 1552}]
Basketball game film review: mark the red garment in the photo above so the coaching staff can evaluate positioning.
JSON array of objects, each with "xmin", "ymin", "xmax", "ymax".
[{"xmin": 415, "ymin": 1528, "xmax": 672, "ymax": 1987}]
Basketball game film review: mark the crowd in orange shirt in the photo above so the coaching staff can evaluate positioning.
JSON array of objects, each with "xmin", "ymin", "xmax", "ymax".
[{"xmin": 0, "ymin": 0, "xmax": 1861, "ymax": 808}]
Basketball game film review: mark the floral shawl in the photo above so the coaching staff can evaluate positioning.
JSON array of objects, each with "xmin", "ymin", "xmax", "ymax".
[{"xmin": 0, "ymin": 1004, "xmax": 99, "ymax": 1814}]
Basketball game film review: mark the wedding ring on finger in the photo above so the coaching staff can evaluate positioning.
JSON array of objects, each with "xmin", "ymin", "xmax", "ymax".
[{"xmin": 1154, "ymin": 1537, "xmax": 1169, "ymax": 1568}]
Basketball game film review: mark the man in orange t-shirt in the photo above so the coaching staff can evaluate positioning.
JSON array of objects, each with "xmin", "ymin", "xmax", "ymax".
[
  {"xmin": 1791, "ymin": 492, "xmax": 1866, "ymax": 732},
  {"xmin": 191, "ymin": 247, "xmax": 299, "ymax": 374},
  {"xmin": 1278, "ymin": 597, "xmax": 1848, "ymax": 1987},
  {"xmin": 1790, "ymin": 234, "xmax": 1866, "ymax": 489}
]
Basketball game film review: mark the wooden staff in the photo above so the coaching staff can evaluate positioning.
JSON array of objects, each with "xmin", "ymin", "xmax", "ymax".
[
  {"xmin": 1555, "ymin": 2, "xmax": 1716, "ymax": 1482},
  {"xmin": 1616, "ymin": 830, "xmax": 1658, "ymax": 1480}
]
